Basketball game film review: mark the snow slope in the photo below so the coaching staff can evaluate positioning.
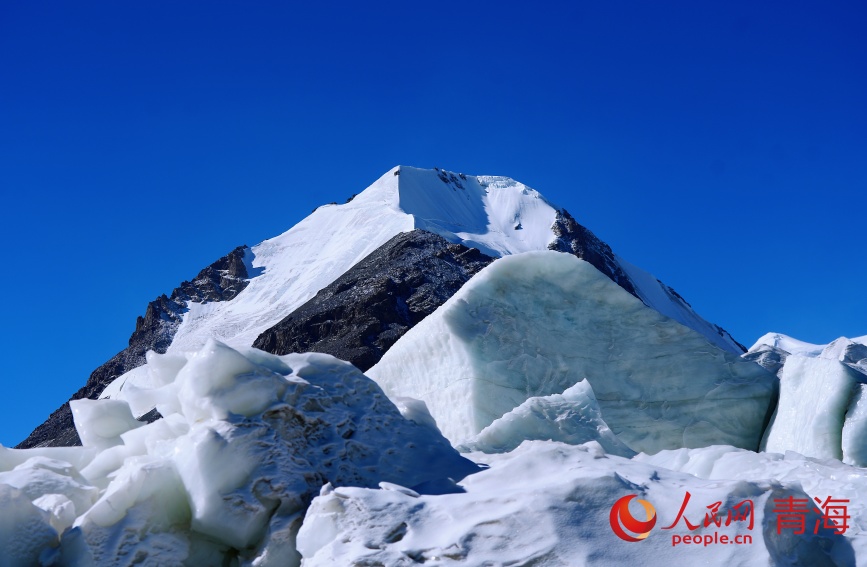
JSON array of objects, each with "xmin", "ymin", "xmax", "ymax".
[{"xmin": 163, "ymin": 166, "xmax": 742, "ymax": 356}]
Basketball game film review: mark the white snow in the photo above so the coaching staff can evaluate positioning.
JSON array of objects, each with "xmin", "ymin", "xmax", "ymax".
[
  {"xmin": 636, "ymin": 445, "xmax": 867, "ymax": 557},
  {"xmin": 299, "ymin": 441, "xmax": 860, "ymax": 566},
  {"xmin": 168, "ymin": 165, "xmax": 567, "ymax": 354},
  {"xmin": 368, "ymin": 251, "xmax": 774, "ymax": 453},
  {"xmin": 751, "ymin": 332, "xmax": 827, "ymax": 357},
  {"xmin": 0, "ymin": 342, "xmax": 476, "ymax": 565},
  {"xmin": 617, "ymin": 257, "xmax": 743, "ymax": 353},
  {"xmin": 153, "ymin": 166, "xmax": 742, "ymax": 359}
]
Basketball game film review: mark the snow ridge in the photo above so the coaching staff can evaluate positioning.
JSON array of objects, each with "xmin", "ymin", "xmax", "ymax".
[{"xmin": 168, "ymin": 165, "xmax": 744, "ymax": 357}]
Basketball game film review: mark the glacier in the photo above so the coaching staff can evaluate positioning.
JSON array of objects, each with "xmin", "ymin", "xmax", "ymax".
[
  {"xmin": 3, "ymin": 313, "xmax": 867, "ymax": 564},
  {"xmin": 368, "ymin": 251, "xmax": 775, "ymax": 453},
  {"xmin": 0, "ymin": 342, "xmax": 476, "ymax": 566},
  {"xmin": 26, "ymin": 165, "xmax": 747, "ymax": 450},
  {"xmin": 746, "ymin": 333, "xmax": 867, "ymax": 466},
  {"xmin": 299, "ymin": 441, "xmax": 858, "ymax": 566},
  {"xmin": 165, "ymin": 166, "xmax": 744, "ymax": 357},
  {"xmin": 6, "ymin": 165, "xmax": 867, "ymax": 565}
]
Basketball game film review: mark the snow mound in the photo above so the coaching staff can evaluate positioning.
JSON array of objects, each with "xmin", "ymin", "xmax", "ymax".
[
  {"xmin": 298, "ymin": 441, "xmax": 856, "ymax": 566},
  {"xmin": 458, "ymin": 380, "xmax": 634, "ymax": 457},
  {"xmin": 368, "ymin": 251, "xmax": 775, "ymax": 453},
  {"xmin": 1, "ymin": 341, "xmax": 476, "ymax": 565}
]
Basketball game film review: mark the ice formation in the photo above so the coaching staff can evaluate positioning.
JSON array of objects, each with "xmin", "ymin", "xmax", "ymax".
[
  {"xmin": 458, "ymin": 380, "xmax": 634, "ymax": 457},
  {"xmin": 98, "ymin": 166, "xmax": 745, "ymax": 423},
  {"xmin": 746, "ymin": 334, "xmax": 867, "ymax": 466},
  {"xmin": 298, "ymin": 441, "xmax": 858, "ymax": 566},
  {"xmin": 368, "ymin": 251, "xmax": 775, "ymax": 453},
  {"xmin": 0, "ymin": 341, "xmax": 476, "ymax": 566},
  {"xmin": 6, "ymin": 165, "xmax": 867, "ymax": 563},
  {"xmin": 4, "ymin": 331, "xmax": 867, "ymax": 564}
]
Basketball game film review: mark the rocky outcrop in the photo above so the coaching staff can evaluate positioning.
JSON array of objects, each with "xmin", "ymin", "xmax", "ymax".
[
  {"xmin": 16, "ymin": 246, "xmax": 251, "ymax": 448},
  {"xmin": 547, "ymin": 209, "xmax": 639, "ymax": 298},
  {"xmin": 254, "ymin": 230, "xmax": 494, "ymax": 371}
]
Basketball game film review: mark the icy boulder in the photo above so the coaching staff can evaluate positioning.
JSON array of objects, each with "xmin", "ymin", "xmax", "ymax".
[
  {"xmin": 368, "ymin": 251, "xmax": 775, "ymax": 453},
  {"xmin": 459, "ymin": 380, "xmax": 634, "ymax": 457},
  {"xmin": 762, "ymin": 354, "xmax": 867, "ymax": 464},
  {"xmin": 0, "ymin": 341, "xmax": 477, "ymax": 565},
  {"xmin": 0, "ymin": 484, "xmax": 60, "ymax": 567},
  {"xmin": 298, "ymin": 441, "xmax": 855, "ymax": 566}
]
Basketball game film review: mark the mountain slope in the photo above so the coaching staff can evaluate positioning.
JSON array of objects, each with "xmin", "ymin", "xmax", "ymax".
[
  {"xmin": 167, "ymin": 165, "xmax": 744, "ymax": 356},
  {"xmin": 17, "ymin": 245, "xmax": 251, "ymax": 448},
  {"xmin": 252, "ymin": 230, "xmax": 495, "ymax": 371},
  {"xmin": 20, "ymin": 165, "xmax": 744, "ymax": 447}
]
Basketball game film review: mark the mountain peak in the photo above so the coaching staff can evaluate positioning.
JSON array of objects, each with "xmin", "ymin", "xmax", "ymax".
[{"xmin": 21, "ymin": 165, "xmax": 745, "ymax": 449}]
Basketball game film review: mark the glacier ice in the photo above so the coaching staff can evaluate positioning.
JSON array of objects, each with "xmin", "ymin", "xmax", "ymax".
[
  {"xmin": 843, "ymin": 384, "xmax": 867, "ymax": 466},
  {"xmin": 745, "ymin": 332, "xmax": 867, "ymax": 465},
  {"xmin": 0, "ymin": 341, "xmax": 476, "ymax": 565},
  {"xmin": 298, "ymin": 441, "xmax": 857, "ymax": 566},
  {"xmin": 459, "ymin": 379, "xmax": 634, "ymax": 457},
  {"xmin": 5, "ymin": 332, "xmax": 867, "ymax": 563},
  {"xmin": 69, "ymin": 398, "xmax": 144, "ymax": 450},
  {"xmin": 762, "ymin": 355, "xmax": 862, "ymax": 461},
  {"xmin": 0, "ymin": 484, "xmax": 59, "ymax": 567},
  {"xmin": 368, "ymin": 251, "xmax": 775, "ymax": 453}
]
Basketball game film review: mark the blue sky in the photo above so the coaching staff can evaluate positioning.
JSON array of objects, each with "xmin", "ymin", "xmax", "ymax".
[{"xmin": 0, "ymin": 1, "xmax": 864, "ymax": 446}]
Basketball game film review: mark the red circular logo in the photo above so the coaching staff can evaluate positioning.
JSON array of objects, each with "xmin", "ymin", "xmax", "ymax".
[{"xmin": 609, "ymin": 494, "xmax": 657, "ymax": 542}]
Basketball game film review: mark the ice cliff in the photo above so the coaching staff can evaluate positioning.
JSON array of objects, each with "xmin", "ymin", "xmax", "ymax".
[{"xmin": 368, "ymin": 251, "xmax": 775, "ymax": 453}]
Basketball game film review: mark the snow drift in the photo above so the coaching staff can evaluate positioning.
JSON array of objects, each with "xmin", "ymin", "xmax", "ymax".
[{"xmin": 299, "ymin": 441, "xmax": 857, "ymax": 566}]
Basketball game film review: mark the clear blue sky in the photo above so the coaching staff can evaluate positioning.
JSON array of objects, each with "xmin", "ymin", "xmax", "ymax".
[{"xmin": 1, "ymin": 1, "xmax": 864, "ymax": 446}]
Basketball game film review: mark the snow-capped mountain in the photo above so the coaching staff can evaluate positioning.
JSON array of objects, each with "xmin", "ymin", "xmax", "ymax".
[
  {"xmin": 20, "ymin": 166, "xmax": 743, "ymax": 449},
  {"xmin": 165, "ymin": 165, "xmax": 744, "ymax": 356},
  {"xmin": 4, "ymin": 166, "xmax": 867, "ymax": 566}
]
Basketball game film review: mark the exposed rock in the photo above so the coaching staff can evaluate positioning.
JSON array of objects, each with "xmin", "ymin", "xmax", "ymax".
[
  {"xmin": 549, "ymin": 208, "xmax": 745, "ymax": 353},
  {"xmin": 547, "ymin": 208, "xmax": 638, "ymax": 298},
  {"xmin": 254, "ymin": 231, "xmax": 494, "ymax": 371},
  {"xmin": 16, "ymin": 246, "xmax": 251, "ymax": 449}
]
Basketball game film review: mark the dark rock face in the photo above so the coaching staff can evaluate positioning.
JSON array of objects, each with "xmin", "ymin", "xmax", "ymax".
[
  {"xmin": 254, "ymin": 231, "xmax": 494, "ymax": 371},
  {"xmin": 547, "ymin": 209, "xmax": 639, "ymax": 298},
  {"xmin": 548, "ymin": 208, "xmax": 745, "ymax": 353},
  {"xmin": 16, "ymin": 246, "xmax": 251, "ymax": 449}
]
